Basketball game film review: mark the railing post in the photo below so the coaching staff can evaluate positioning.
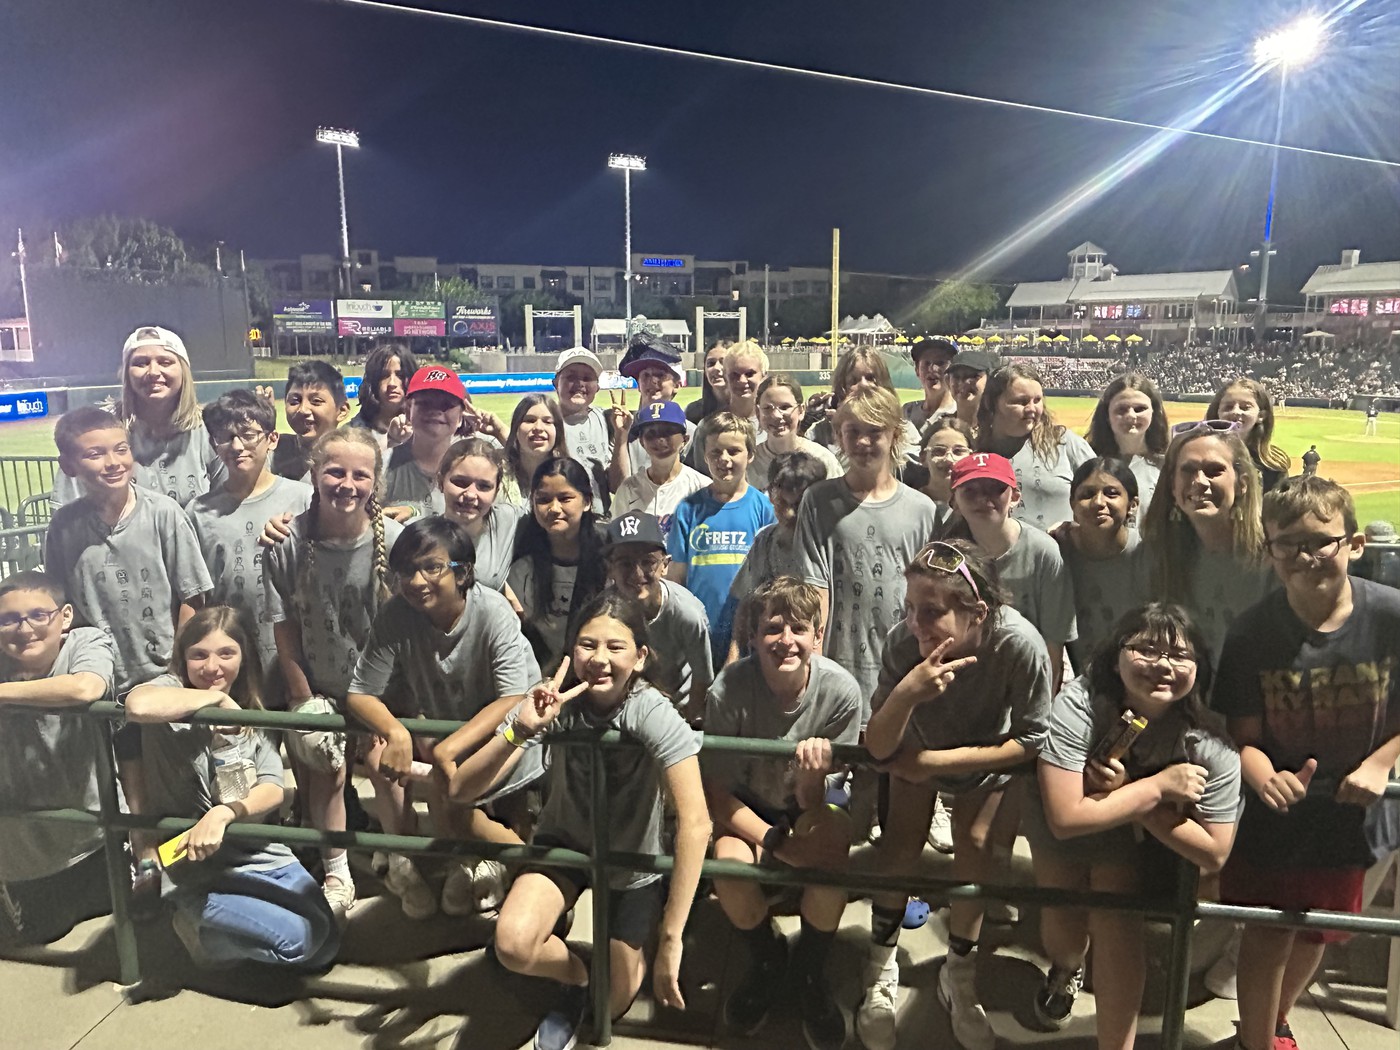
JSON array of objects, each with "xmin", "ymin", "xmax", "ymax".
[
  {"xmin": 1159, "ymin": 858, "xmax": 1199, "ymax": 1050},
  {"xmin": 589, "ymin": 739, "xmax": 613, "ymax": 1047},
  {"xmin": 93, "ymin": 719, "xmax": 142, "ymax": 988}
]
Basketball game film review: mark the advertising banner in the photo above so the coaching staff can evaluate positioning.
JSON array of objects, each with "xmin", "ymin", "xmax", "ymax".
[
  {"xmin": 447, "ymin": 301, "xmax": 499, "ymax": 340},
  {"xmin": 336, "ymin": 299, "xmax": 393, "ymax": 336},
  {"xmin": 272, "ymin": 299, "xmax": 335, "ymax": 335},
  {"xmin": 0, "ymin": 390, "xmax": 50, "ymax": 423},
  {"xmin": 393, "ymin": 300, "xmax": 446, "ymax": 337}
]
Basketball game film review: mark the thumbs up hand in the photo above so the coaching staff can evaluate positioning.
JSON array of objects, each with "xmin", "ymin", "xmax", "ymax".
[{"xmin": 1258, "ymin": 756, "xmax": 1318, "ymax": 813}]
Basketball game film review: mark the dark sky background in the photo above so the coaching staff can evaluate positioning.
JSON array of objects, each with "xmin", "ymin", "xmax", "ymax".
[{"xmin": 3, "ymin": 0, "xmax": 1398, "ymax": 297}]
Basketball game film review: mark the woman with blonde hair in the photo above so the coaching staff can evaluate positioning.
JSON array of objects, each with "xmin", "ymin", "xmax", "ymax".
[
  {"xmin": 1205, "ymin": 377, "xmax": 1291, "ymax": 492},
  {"xmin": 977, "ymin": 363, "xmax": 1095, "ymax": 531}
]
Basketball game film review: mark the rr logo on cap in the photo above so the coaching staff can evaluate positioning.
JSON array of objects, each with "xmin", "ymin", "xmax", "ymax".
[
  {"xmin": 619, "ymin": 515, "xmax": 641, "ymax": 537},
  {"xmin": 426, "ymin": 369, "xmax": 451, "ymax": 382}
]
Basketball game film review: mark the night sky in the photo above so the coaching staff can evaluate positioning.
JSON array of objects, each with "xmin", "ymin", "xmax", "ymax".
[{"xmin": 3, "ymin": 0, "xmax": 1398, "ymax": 296}]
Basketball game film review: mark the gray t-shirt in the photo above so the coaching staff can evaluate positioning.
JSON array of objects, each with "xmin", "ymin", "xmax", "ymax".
[
  {"xmin": 520, "ymin": 682, "xmax": 701, "ymax": 889},
  {"xmin": 729, "ymin": 523, "xmax": 802, "ymax": 603},
  {"xmin": 384, "ymin": 441, "xmax": 445, "ymax": 518},
  {"xmin": 702, "ymin": 653, "xmax": 861, "ymax": 811},
  {"xmin": 1064, "ymin": 533, "xmax": 1144, "ymax": 670},
  {"xmin": 138, "ymin": 673, "xmax": 295, "ymax": 887},
  {"xmin": 45, "ymin": 487, "xmax": 214, "ymax": 694},
  {"xmin": 646, "ymin": 580, "xmax": 715, "ymax": 705},
  {"xmin": 1041, "ymin": 676, "xmax": 1241, "ymax": 825},
  {"xmin": 472, "ymin": 503, "xmax": 525, "ymax": 593},
  {"xmin": 506, "ymin": 556, "xmax": 579, "ymax": 669},
  {"xmin": 562, "ymin": 405, "xmax": 613, "ymax": 494},
  {"xmin": 1144, "ymin": 543, "xmax": 1277, "ymax": 663},
  {"xmin": 1000, "ymin": 429, "xmax": 1097, "ymax": 532},
  {"xmin": 0, "ymin": 628, "xmax": 115, "ymax": 881},
  {"xmin": 187, "ymin": 477, "xmax": 314, "ymax": 670},
  {"xmin": 263, "ymin": 511, "xmax": 404, "ymax": 698},
  {"xmin": 796, "ymin": 480, "xmax": 940, "ymax": 717},
  {"xmin": 807, "ymin": 416, "xmax": 922, "ymax": 468},
  {"xmin": 1128, "ymin": 456, "xmax": 1162, "ymax": 524},
  {"xmin": 132, "ymin": 423, "xmax": 227, "ymax": 509},
  {"xmin": 995, "ymin": 523, "xmax": 1078, "ymax": 646},
  {"xmin": 872, "ymin": 606, "xmax": 1053, "ymax": 794},
  {"xmin": 747, "ymin": 437, "xmax": 843, "ymax": 490}
]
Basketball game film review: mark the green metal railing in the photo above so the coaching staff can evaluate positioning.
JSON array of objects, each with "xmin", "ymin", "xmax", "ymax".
[
  {"xmin": 4, "ymin": 700, "xmax": 1398, "ymax": 1048},
  {"xmin": 0, "ymin": 455, "xmax": 58, "ymax": 515}
]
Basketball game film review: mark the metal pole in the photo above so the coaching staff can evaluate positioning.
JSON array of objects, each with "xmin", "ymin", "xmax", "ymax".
[
  {"xmin": 15, "ymin": 230, "xmax": 33, "ymax": 350},
  {"xmin": 1159, "ymin": 859, "xmax": 1199, "ymax": 1050},
  {"xmin": 589, "ymin": 741, "xmax": 614, "ymax": 1046},
  {"xmin": 1255, "ymin": 72, "xmax": 1288, "ymax": 343},
  {"xmin": 763, "ymin": 263, "xmax": 770, "ymax": 346},
  {"xmin": 830, "ymin": 228, "xmax": 840, "ymax": 371},
  {"xmin": 336, "ymin": 142, "xmax": 351, "ymax": 298},
  {"xmin": 623, "ymin": 168, "xmax": 633, "ymax": 339},
  {"xmin": 94, "ymin": 720, "xmax": 142, "ymax": 987}
]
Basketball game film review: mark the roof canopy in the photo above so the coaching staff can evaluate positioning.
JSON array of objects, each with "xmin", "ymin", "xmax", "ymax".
[
  {"xmin": 590, "ymin": 318, "xmax": 692, "ymax": 337},
  {"xmin": 1006, "ymin": 280, "xmax": 1077, "ymax": 308},
  {"xmin": 1008, "ymin": 270, "xmax": 1237, "ymax": 307},
  {"xmin": 1300, "ymin": 260, "xmax": 1400, "ymax": 296},
  {"xmin": 837, "ymin": 313, "xmax": 898, "ymax": 335},
  {"xmin": 1067, "ymin": 241, "xmax": 1107, "ymax": 257}
]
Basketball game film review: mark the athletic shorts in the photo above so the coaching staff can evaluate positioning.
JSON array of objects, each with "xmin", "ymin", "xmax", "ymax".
[
  {"xmin": 527, "ymin": 835, "xmax": 665, "ymax": 949},
  {"xmin": 1221, "ymin": 860, "xmax": 1365, "ymax": 944}
]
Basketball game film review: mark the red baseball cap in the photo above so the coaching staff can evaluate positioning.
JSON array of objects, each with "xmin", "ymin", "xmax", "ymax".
[
  {"xmin": 406, "ymin": 366, "xmax": 467, "ymax": 404},
  {"xmin": 950, "ymin": 452, "xmax": 1018, "ymax": 491}
]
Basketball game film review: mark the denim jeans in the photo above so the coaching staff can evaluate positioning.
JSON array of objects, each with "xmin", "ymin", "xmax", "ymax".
[{"xmin": 173, "ymin": 861, "xmax": 340, "ymax": 969}]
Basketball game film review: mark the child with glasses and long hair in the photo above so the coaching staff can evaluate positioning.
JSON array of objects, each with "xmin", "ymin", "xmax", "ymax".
[
  {"xmin": 1026, "ymin": 603, "xmax": 1239, "ymax": 1045},
  {"xmin": 858, "ymin": 539, "xmax": 1053, "ymax": 1050}
]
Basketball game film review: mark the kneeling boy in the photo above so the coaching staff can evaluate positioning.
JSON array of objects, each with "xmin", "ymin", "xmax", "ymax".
[{"xmin": 702, "ymin": 576, "xmax": 861, "ymax": 1050}]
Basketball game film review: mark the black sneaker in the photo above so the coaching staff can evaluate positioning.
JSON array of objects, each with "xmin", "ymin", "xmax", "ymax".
[
  {"xmin": 1033, "ymin": 965, "xmax": 1083, "ymax": 1030},
  {"xmin": 798, "ymin": 972, "xmax": 849, "ymax": 1050},
  {"xmin": 534, "ymin": 983, "xmax": 590, "ymax": 1050},
  {"xmin": 723, "ymin": 938, "xmax": 787, "ymax": 1035}
]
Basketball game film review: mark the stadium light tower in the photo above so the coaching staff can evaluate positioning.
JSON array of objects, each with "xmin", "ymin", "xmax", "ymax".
[
  {"xmin": 608, "ymin": 153, "xmax": 646, "ymax": 338},
  {"xmin": 1250, "ymin": 15, "xmax": 1325, "ymax": 341},
  {"xmin": 316, "ymin": 127, "xmax": 360, "ymax": 297}
]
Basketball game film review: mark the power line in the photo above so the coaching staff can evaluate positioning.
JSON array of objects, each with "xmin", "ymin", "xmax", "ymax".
[{"xmin": 324, "ymin": 0, "xmax": 1400, "ymax": 169}]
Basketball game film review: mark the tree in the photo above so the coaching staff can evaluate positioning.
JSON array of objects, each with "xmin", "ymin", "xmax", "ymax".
[
  {"xmin": 58, "ymin": 216, "xmax": 192, "ymax": 277},
  {"xmin": 903, "ymin": 281, "xmax": 1003, "ymax": 335}
]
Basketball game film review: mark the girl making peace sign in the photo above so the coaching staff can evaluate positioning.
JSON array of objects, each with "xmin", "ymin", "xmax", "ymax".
[
  {"xmin": 857, "ymin": 539, "xmax": 1054, "ymax": 1050},
  {"xmin": 450, "ymin": 593, "xmax": 710, "ymax": 1050}
]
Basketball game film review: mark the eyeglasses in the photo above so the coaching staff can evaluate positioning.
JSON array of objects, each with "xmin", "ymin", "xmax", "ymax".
[
  {"xmin": 1266, "ymin": 534, "xmax": 1350, "ymax": 562},
  {"xmin": 1124, "ymin": 642, "xmax": 1197, "ymax": 671},
  {"xmin": 213, "ymin": 429, "xmax": 270, "ymax": 450},
  {"xmin": 0, "ymin": 607, "xmax": 62, "ymax": 633},
  {"xmin": 919, "ymin": 542, "xmax": 982, "ymax": 604},
  {"xmin": 1169, "ymin": 418, "xmax": 1240, "ymax": 439},
  {"xmin": 925, "ymin": 444, "xmax": 972, "ymax": 459},
  {"xmin": 607, "ymin": 553, "xmax": 668, "ymax": 576},
  {"xmin": 395, "ymin": 560, "xmax": 463, "ymax": 583}
]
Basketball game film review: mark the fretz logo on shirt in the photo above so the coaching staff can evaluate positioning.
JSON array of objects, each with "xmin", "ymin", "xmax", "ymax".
[{"xmin": 688, "ymin": 523, "xmax": 750, "ymax": 551}]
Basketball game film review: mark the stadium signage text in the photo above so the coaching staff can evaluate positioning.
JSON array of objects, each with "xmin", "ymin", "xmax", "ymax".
[{"xmin": 0, "ymin": 391, "xmax": 50, "ymax": 422}]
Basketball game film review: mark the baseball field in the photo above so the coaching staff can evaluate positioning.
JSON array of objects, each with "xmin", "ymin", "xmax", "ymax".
[{"xmin": 2, "ymin": 388, "xmax": 1396, "ymax": 525}]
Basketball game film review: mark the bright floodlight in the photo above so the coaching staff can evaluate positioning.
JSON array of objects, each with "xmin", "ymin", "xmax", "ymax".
[
  {"xmin": 1253, "ymin": 14, "xmax": 1326, "ymax": 68},
  {"xmin": 608, "ymin": 153, "xmax": 647, "ymax": 172},
  {"xmin": 316, "ymin": 127, "xmax": 360, "ymax": 149}
]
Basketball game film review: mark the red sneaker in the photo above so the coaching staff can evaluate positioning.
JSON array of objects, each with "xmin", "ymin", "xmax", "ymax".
[{"xmin": 1273, "ymin": 1020, "xmax": 1300, "ymax": 1050}]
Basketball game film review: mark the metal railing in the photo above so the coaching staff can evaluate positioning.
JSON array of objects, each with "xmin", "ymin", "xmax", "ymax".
[
  {"xmin": 0, "ymin": 455, "xmax": 58, "ymax": 515},
  {"xmin": 0, "ymin": 523, "xmax": 46, "ymax": 577},
  {"xmin": 3, "ymin": 701, "xmax": 1398, "ymax": 1048}
]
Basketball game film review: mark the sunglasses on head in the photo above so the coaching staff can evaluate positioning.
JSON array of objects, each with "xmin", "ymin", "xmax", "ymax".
[
  {"xmin": 919, "ymin": 541, "xmax": 983, "ymax": 604},
  {"xmin": 1169, "ymin": 418, "xmax": 1241, "ymax": 439}
]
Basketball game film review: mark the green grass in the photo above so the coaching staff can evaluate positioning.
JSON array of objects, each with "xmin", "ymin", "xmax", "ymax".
[{"xmin": 4, "ymin": 388, "xmax": 1396, "ymax": 523}]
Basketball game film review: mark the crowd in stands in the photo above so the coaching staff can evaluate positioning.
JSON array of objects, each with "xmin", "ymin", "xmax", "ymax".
[{"xmin": 1, "ymin": 328, "xmax": 1397, "ymax": 1050}]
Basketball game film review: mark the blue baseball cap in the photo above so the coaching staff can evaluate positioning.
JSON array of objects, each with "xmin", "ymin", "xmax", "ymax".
[{"xmin": 630, "ymin": 398, "xmax": 687, "ymax": 435}]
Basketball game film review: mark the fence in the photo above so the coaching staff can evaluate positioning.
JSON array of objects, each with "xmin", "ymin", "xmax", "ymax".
[
  {"xmin": 0, "ymin": 455, "xmax": 59, "ymax": 517},
  {"xmin": 4, "ymin": 701, "xmax": 1398, "ymax": 1047}
]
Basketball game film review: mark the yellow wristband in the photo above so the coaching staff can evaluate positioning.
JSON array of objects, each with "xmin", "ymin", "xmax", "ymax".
[{"xmin": 503, "ymin": 722, "xmax": 528, "ymax": 749}]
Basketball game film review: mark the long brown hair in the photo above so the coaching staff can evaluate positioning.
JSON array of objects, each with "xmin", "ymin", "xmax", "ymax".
[
  {"xmin": 505, "ymin": 394, "xmax": 569, "ymax": 494},
  {"xmin": 1086, "ymin": 372, "xmax": 1168, "ymax": 462},
  {"xmin": 172, "ymin": 605, "xmax": 265, "ymax": 712},
  {"xmin": 1206, "ymin": 377, "xmax": 1291, "ymax": 475},
  {"xmin": 976, "ymin": 363, "xmax": 1065, "ymax": 465}
]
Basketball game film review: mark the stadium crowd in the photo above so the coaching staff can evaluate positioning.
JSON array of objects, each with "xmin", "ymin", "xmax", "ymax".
[{"xmin": 1, "ymin": 328, "xmax": 1398, "ymax": 1050}]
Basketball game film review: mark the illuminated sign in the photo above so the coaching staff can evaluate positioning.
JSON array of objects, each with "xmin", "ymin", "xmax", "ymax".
[
  {"xmin": 1328, "ymin": 298, "xmax": 1370, "ymax": 316},
  {"xmin": 0, "ymin": 391, "xmax": 49, "ymax": 422},
  {"xmin": 641, "ymin": 257, "xmax": 685, "ymax": 268}
]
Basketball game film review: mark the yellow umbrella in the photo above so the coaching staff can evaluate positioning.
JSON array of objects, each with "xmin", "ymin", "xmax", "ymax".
[
  {"xmin": 893, "ymin": 334, "xmax": 909, "ymax": 344},
  {"xmin": 987, "ymin": 334, "xmax": 1003, "ymax": 343},
  {"xmin": 1036, "ymin": 335, "xmax": 1051, "ymax": 343},
  {"xmin": 1104, "ymin": 334, "xmax": 1122, "ymax": 342},
  {"xmin": 811, "ymin": 336, "xmax": 829, "ymax": 345},
  {"xmin": 780, "ymin": 336, "xmax": 794, "ymax": 344},
  {"xmin": 1124, "ymin": 334, "xmax": 1144, "ymax": 343},
  {"xmin": 1081, "ymin": 333, "xmax": 1100, "ymax": 343},
  {"xmin": 1052, "ymin": 334, "xmax": 1070, "ymax": 343},
  {"xmin": 970, "ymin": 336, "xmax": 986, "ymax": 345},
  {"xmin": 957, "ymin": 336, "xmax": 973, "ymax": 344},
  {"xmin": 1011, "ymin": 334, "xmax": 1029, "ymax": 343}
]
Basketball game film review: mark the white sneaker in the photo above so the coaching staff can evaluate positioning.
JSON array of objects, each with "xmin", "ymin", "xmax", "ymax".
[
  {"xmin": 1203, "ymin": 925, "xmax": 1241, "ymax": 1000},
  {"xmin": 473, "ymin": 859, "xmax": 507, "ymax": 913},
  {"xmin": 927, "ymin": 795, "xmax": 954, "ymax": 854},
  {"xmin": 938, "ymin": 951, "xmax": 995, "ymax": 1050},
  {"xmin": 384, "ymin": 854, "xmax": 437, "ymax": 920},
  {"xmin": 855, "ymin": 960, "xmax": 899, "ymax": 1050},
  {"xmin": 370, "ymin": 850, "xmax": 390, "ymax": 876},
  {"xmin": 323, "ymin": 873, "xmax": 357, "ymax": 922},
  {"xmin": 983, "ymin": 898, "xmax": 1020, "ymax": 926},
  {"xmin": 440, "ymin": 861, "xmax": 476, "ymax": 917}
]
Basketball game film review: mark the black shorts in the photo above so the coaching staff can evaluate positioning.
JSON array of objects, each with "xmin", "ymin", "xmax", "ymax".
[
  {"xmin": 0, "ymin": 848, "xmax": 113, "ymax": 946},
  {"xmin": 527, "ymin": 836, "xmax": 665, "ymax": 949}
]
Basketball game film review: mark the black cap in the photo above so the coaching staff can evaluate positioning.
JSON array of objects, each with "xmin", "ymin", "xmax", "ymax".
[
  {"xmin": 619, "ymin": 335, "xmax": 681, "ymax": 380},
  {"xmin": 910, "ymin": 336, "xmax": 958, "ymax": 366},
  {"xmin": 604, "ymin": 511, "xmax": 667, "ymax": 551},
  {"xmin": 948, "ymin": 350, "xmax": 996, "ymax": 374}
]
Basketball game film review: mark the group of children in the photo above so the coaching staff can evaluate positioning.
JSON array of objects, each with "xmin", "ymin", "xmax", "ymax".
[{"xmin": 0, "ymin": 326, "xmax": 1396, "ymax": 1050}]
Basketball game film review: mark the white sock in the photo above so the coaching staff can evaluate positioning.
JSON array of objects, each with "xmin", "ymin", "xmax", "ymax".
[
  {"xmin": 324, "ymin": 852, "xmax": 351, "ymax": 882},
  {"xmin": 869, "ymin": 943, "xmax": 897, "ymax": 978}
]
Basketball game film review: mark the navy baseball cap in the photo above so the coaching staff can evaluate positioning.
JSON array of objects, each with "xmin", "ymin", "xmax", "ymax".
[
  {"xmin": 605, "ymin": 511, "xmax": 666, "ymax": 551},
  {"xmin": 629, "ymin": 398, "xmax": 687, "ymax": 435}
]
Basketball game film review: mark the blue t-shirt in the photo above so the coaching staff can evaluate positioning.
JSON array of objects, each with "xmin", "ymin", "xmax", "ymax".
[{"xmin": 668, "ymin": 485, "xmax": 775, "ymax": 661}]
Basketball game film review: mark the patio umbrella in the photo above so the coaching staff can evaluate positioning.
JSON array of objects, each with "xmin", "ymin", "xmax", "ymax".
[
  {"xmin": 971, "ymin": 336, "xmax": 986, "ymax": 345},
  {"xmin": 1036, "ymin": 335, "xmax": 1052, "ymax": 343},
  {"xmin": 1104, "ymin": 334, "xmax": 1121, "ymax": 342},
  {"xmin": 1052, "ymin": 334, "xmax": 1070, "ymax": 343},
  {"xmin": 1124, "ymin": 334, "xmax": 1144, "ymax": 343},
  {"xmin": 1302, "ymin": 330, "xmax": 1333, "ymax": 339},
  {"xmin": 1011, "ymin": 334, "xmax": 1029, "ymax": 343},
  {"xmin": 957, "ymin": 336, "xmax": 973, "ymax": 344},
  {"xmin": 780, "ymin": 336, "xmax": 794, "ymax": 344},
  {"xmin": 811, "ymin": 336, "xmax": 829, "ymax": 344},
  {"xmin": 894, "ymin": 334, "xmax": 909, "ymax": 344},
  {"xmin": 1081, "ymin": 334, "xmax": 1100, "ymax": 343},
  {"xmin": 987, "ymin": 334, "xmax": 1003, "ymax": 343}
]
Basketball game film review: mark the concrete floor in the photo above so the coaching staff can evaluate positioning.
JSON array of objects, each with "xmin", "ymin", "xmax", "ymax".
[{"xmin": 2, "ymin": 845, "xmax": 1395, "ymax": 1050}]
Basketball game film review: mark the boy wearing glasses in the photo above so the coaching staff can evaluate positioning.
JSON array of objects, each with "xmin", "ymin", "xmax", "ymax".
[
  {"xmin": 188, "ymin": 390, "xmax": 312, "ymax": 707},
  {"xmin": 604, "ymin": 511, "xmax": 713, "ymax": 721},
  {"xmin": 0, "ymin": 571, "xmax": 116, "ymax": 944},
  {"xmin": 1214, "ymin": 476, "xmax": 1400, "ymax": 1050}
]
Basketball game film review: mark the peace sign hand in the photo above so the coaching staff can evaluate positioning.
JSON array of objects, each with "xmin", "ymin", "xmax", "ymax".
[
  {"xmin": 899, "ymin": 638, "xmax": 978, "ymax": 705},
  {"xmin": 386, "ymin": 414, "xmax": 412, "ymax": 448},
  {"xmin": 607, "ymin": 389, "xmax": 634, "ymax": 441},
  {"xmin": 516, "ymin": 656, "xmax": 590, "ymax": 734}
]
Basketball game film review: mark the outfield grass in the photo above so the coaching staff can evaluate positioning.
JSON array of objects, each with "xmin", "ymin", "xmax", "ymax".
[{"xmin": 3, "ymin": 387, "xmax": 1396, "ymax": 523}]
